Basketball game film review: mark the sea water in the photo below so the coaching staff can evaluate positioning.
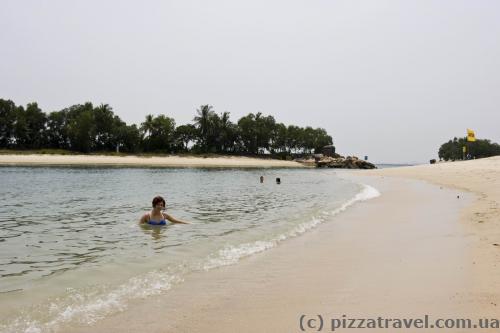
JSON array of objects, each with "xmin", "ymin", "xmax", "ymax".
[{"xmin": 0, "ymin": 166, "xmax": 379, "ymax": 332}]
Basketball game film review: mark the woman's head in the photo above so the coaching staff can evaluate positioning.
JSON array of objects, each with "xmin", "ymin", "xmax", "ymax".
[{"xmin": 152, "ymin": 196, "xmax": 166, "ymax": 209}]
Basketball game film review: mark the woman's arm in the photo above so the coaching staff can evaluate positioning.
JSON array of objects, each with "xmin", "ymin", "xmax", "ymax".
[
  {"xmin": 139, "ymin": 213, "xmax": 149, "ymax": 224},
  {"xmin": 164, "ymin": 213, "xmax": 190, "ymax": 224}
]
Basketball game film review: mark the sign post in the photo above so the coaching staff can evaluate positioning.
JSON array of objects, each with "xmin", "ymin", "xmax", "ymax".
[{"xmin": 466, "ymin": 129, "xmax": 476, "ymax": 159}]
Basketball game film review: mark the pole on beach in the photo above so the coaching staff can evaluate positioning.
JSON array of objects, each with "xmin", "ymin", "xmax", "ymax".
[{"xmin": 466, "ymin": 129, "xmax": 476, "ymax": 160}]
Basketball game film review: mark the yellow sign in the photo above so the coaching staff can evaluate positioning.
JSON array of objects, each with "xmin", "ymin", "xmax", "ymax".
[
  {"xmin": 467, "ymin": 129, "xmax": 476, "ymax": 142},
  {"xmin": 463, "ymin": 146, "xmax": 466, "ymax": 153}
]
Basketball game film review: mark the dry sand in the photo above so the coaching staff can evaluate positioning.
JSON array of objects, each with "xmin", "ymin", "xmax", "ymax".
[
  {"xmin": 0, "ymin": 154, "xmax": 304, "ymax": 168},
  {"xmin": 65, "ymin": 156, "xmax": 500, "ymax": 333},
  {"xmin": 362, "ymin": 157, "xmax": 500, "ymax": 316}
]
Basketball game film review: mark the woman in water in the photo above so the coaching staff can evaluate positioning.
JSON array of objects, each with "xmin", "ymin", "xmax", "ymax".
[{"xmin": 139, "ymin": 196, "xmax": 189, "ymax": 225}]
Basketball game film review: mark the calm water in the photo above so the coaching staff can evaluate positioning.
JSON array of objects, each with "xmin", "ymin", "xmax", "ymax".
[{"xmin": 0, "ymin": 166, "xmax": 378, "ymax": 333}]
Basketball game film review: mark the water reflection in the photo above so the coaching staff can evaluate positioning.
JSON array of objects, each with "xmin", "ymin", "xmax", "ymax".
[{"xmin": 139, "ymin": 223, "xmax": 169, "ymax": 241}]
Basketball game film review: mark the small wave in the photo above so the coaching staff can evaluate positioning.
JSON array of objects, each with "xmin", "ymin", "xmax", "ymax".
[
  {"xmin": 202, "ymin": 240, "xmax": 277, "ymax": 270},
  {"xmin": 1, "ymin": 271, "xmax": 182, "ymax": 333},
  {"xmin": 200, "ymin": 183, "xmax": 380, "ymax": 271}
]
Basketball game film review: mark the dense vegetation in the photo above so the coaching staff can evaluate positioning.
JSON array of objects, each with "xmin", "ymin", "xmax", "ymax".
[
  {"xmin": 438, "ymin": 137, "xmax": 500, "ymax": 161},
  {"xmin": 0, "ymin": 99, "xmax": 332, "ymax": 156}
]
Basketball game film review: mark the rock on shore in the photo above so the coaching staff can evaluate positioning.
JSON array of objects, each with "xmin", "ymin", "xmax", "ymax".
[{"xmin": 315, "ymin": 156, "xmax": 377, "ymax": 169}]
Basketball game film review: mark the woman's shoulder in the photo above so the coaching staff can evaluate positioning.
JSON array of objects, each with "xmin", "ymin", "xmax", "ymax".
[{"xmin": 140, "ymin": 212, "xmax": 151, "ymax": 222}]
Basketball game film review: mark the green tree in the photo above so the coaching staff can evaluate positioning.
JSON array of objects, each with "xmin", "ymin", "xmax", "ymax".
[
  {"xmin": 286, "ymin": 125, "xmax": 302, "ymax": 154},
  {"xmin": 438, "ymin": 136, "xmax": 500, "ymax": 161},
  {"xmin": 141, "ymin": 115, "xmax": 154, "ymax": 138},
  {"xmin": 237, "ymin": 113, "xmax": 258, "ymax": 154},
  {"xmin": 140, "ymin": 114, "xmax": 154, "ymax": 151},
  {"xmin": 93, "ymin": 104, "xmax": 117, "ymax": 150},
  {"xmin": 270, "ymin": 122, "xmax": 287, "ymax": 154},
  {"xmin": 173, "ymin": 124, "xmax": 198, "ymax": 152},
  {"xmin": 22, "ymin": 103, "xmax": 47, "ymax": 149},
  {"xmin": 12, "ymin": 105, "xmax": 28, "ymax": 148},
  {"xmin": 219, "ymin": 113, "xmax": 239, "ymax": 153},
  {"xmin": 193, "ymin": 105, "xmax": 214, "ymax": 151},
  {"xmin": 115, "ymin": 123, "xmax": 141, "ymax": 153},
  {"xmin": 472, "ymin": 139, "xmax": 500, "ymax": 158},
  {"xmin": 312, "ymin": 128, "xmax": 333, "ymax": 153},
  {"xmin": 218, "ymin": 111, "xmax": 232, "ymax": 152},
  {"xmin": 255, "ymin": 113, "xmax": 276, "ymax": 154},
  {"xmin": 301, "ymin": 126, "xmax": 316, "ymax": 154},
  {"xmin": 0, "ymin": 99, "xmax": 17, "ymax": 147},
  {"xmin": 66, "ymin": 103, "xmax": 96, "ymax": 152},
  {"xmin": 0, "ymin": 98, "xmax": 337, "ymax": 157},
  {"xmin": 45, "ymin": 110, "xmax": 69, "ymax": 149},
  {"xmin": 141, "ymin": 114, "xmax": 176, "ymax": 152},
  {"xmin": 206, "ymin": 112, "xmax": 221, "ymax": 153}
]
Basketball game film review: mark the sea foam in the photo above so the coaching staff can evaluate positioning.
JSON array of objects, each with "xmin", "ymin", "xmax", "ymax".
[{"xmin": 201, "ymin": 184, "xmax": 380, "ymax": 270}]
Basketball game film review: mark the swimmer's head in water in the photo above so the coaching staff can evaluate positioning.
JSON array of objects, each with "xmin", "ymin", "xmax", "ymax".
[{"xmin": 152, "ymin": 196, "xmax": 166, "ymax": 209}]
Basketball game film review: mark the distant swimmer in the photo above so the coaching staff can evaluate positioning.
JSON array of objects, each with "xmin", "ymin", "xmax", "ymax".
[
  {"xmin": 260, "ymin": 176, "xmax": 264, "ymax": 183},
  {"xmin": 276, "ymin": 177, "xmax": 281, "ymax": 184},
  {"xmin": 139, "ymin": 196, "xmax": 189, "ymax": 226}
]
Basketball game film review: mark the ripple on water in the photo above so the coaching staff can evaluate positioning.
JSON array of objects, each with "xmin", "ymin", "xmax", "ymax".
[{"xmin": 0, "ymin": 167, "xmax": 369, "ymax": 332}]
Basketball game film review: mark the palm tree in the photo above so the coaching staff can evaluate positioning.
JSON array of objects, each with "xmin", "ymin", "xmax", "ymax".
[
  {"xmin": 141, "ymin": 114, "xmax": 154, "ymax": 139},
  {"xmin": 219, "ymin": 111, "xmax": 231, "ymax": 152},
  {"xmin": 140, "ymin": 114, "xmax": 155, "ymax": 151},
  {"xmin": 220, "ymin": 111, "xmax": 230, "ymax": 127},
  {"xmin": 194, "ymin": 105, "xmax": 214, "ymax": 151}
]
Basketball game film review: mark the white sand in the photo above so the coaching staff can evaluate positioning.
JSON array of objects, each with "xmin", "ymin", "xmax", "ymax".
[
  {"xmin": 362, "ymin": 156, "xmax": 500, "ymax": 316},
  {"xmin": 0, "ymin": 154, "xmax": 305, "ymax": 168}
]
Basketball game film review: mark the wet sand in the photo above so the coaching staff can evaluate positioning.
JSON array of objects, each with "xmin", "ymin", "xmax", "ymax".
[
  {"xmin": 0, "ymin": 154, "xmax": 304, "ymax": 168},
  {"xmin": 64, "ymin": 157, "xmax": 500, "ymax": 333}
]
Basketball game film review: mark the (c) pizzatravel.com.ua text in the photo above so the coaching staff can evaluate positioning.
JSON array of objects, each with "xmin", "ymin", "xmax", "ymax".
[{"xmin": 299, "ymin": 314, "xmax": 500, "ymax": 331}]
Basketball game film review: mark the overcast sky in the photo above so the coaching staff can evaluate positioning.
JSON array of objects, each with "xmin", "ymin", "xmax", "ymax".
[{"xmin": 1, "ymin": 0, "xmax": 499, "ymax": 163}]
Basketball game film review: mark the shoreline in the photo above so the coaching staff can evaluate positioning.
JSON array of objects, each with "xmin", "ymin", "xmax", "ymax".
[
  {"xmin": 0, "ymin": 154, "xmax": 306, "ymax": 168},
  {"xmin": 65, "ymin": 158, "xmax": 500, "ymax": 332}
]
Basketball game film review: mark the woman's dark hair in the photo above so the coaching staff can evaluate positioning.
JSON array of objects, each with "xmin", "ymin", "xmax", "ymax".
[{"xmin": 152, "ymin": 196, "xmax": 166, "ymax": 207}]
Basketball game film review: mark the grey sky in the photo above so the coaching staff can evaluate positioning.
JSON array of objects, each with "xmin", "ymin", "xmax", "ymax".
[{"xmin": 1, "ymin": 0, "xmax": 499, "ymax": 163}]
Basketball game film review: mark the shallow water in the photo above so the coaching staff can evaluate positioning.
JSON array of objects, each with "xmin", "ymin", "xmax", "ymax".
[{"xmin": 0, "ymin": 166, "xmax": 377, "ymax": 333}]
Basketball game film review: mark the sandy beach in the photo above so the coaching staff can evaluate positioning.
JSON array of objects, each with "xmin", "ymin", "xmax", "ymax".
[
  {"xmin": 0, "ymin": 154, "xmax": 305, "ymax": 168},
  {"xmin": 362, "ymin": 157, "xmax": 500, "ymax": 319},
  {"xmin": 3, "ymin": 1, "xmax": 499, "ymax": 332},
  {"xmin": 61, "ymin": 156, "xmax": 500, "ymax": 333}
]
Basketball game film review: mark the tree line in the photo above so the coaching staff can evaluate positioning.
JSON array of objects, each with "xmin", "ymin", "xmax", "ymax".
[
  {"xmin": 0, "ymin": 99, "xmax": 333, "ymax": 155},
  {"xmin": 438, "ymin": 136, "xmax": 500, "ymax": 161}
]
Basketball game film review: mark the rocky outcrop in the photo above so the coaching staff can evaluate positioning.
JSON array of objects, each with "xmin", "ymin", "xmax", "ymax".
[{"xmin": 315, "ymin": 155, "xmax": 377, "ymax": 169}]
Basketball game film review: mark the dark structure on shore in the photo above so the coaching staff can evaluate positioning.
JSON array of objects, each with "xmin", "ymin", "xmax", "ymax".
[{"xmin": 322, "ymin": 145, "xmax": 336, "ymax": 157}]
